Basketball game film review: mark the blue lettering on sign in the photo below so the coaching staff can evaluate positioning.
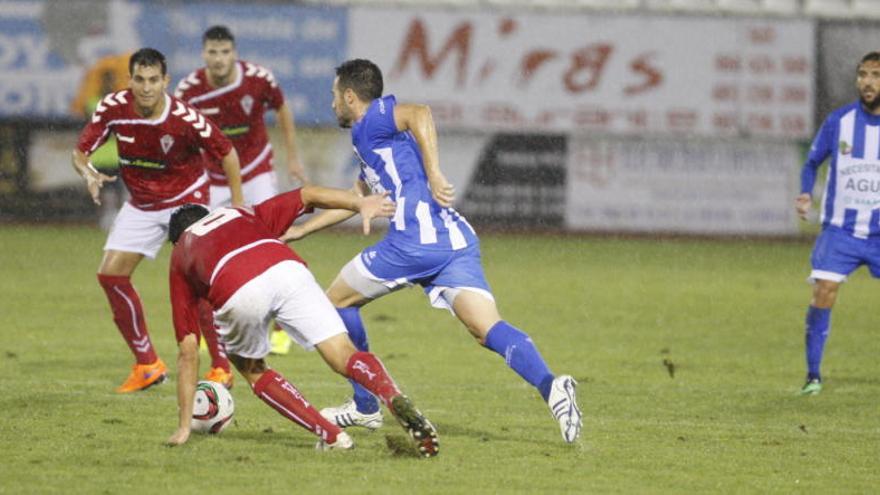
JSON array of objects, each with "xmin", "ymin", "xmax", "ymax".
[
  {"xmin": 136, "ymin": 2, "xmax": 348, "ymax": 126},
  {"xmin": 0, "ymin": 1, "xmax": 347, "ymax": 121},
  {"xmin": 0, "ymin": 1, "xmax": 77, "ymax": 117}
]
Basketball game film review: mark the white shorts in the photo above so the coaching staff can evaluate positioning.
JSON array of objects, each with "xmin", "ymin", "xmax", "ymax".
[
  {"xmin": 103, "ymin": 202, "xmax": 176, "ymax": 258},
  {"xmin": 212, "ymin": 260, "xmax": 347, "ymax": 359},
  {"xmin": 210, "ymin": 171, "xmax": 278, "ymax": 208}
]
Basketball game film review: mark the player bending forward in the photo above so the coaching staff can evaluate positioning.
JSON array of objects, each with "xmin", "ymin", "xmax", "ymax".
[{"xmin": 166, "ymin": 187, "xmax": 438, "ymax": 456}]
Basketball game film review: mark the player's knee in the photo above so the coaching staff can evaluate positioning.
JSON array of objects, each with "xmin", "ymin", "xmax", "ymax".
[
  {"xmin": 812, "ymin": 281, "xmax": 839, "ymax": 308},
  {"xmin": 178, "ymin": 334, "xmax": 199, "ymax": 359},
  {"xmin": 326, "ymin": 287, "xmax": 353, "ymax": 308},
  {"xmin": 229, "ymin": 354, "xmax": 266, "ymax": 384},
  {"xmin": 316, "ymin": 334, "xmax": 357, "ymax": 375},
  {"xmin": 461, "ymin": 317, "xmax": 500, "ymax": 341}
]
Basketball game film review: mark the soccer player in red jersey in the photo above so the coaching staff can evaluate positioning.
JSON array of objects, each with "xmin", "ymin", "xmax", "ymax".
[
  {"xmin": 165, "ymin": 187, "xmax": 438, "ymax": 457},
  {"xmin": 175, "ymin": 25, "xmax": 307, "ymax": 361},
  {"xmin": 71, "ymin": 48, "xmax": 244, "ymax": 393},
  {"xmin": 175, "ymin": 25, "xmax": 307, "ymax": 205}
]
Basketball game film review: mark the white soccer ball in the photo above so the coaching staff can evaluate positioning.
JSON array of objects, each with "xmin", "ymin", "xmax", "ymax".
[{"xmin": 191, "ymin": 380, "xmax": 234, "ymax": 434}]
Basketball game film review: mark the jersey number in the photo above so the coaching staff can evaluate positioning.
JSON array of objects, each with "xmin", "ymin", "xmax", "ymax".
[{"xmin": 188, "ymin": 208, "xmax": 242, "ymax": 236}]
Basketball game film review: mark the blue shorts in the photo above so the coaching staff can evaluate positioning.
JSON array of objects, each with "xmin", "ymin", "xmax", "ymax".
[
  {"xmin": 346, "ymin": 239, "xmax": 493, "ymax": 310},
  {"xmin": 362, "ymin": 239, "xmax": 491, "ymax": 292},
  {"xmin": 810, "ymin": 226, "xmax": 880, "ymax": 282}
]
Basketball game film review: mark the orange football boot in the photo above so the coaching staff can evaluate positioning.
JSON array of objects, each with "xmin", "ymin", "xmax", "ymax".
[
  {"xmin": 116, "ymin": 358, "xmax": 168, "ymax": 393},
  {"xmin": 204, "ymin": 367, "xmax": 234, "ymax": 390}
]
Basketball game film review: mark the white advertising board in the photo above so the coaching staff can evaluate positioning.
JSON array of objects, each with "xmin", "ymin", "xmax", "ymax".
[
  {"xmin": 565, "ymin": 137, "xmax": 800, "ymax": 235},
  {"xmin": 350, "ymin": 8, "xmax": 814, "ymax": 139}
]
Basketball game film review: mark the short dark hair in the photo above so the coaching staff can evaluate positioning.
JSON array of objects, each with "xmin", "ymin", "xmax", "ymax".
[
  {"xmin": 129, "ymin": 48, "xmax": 167, "ymax": 76},
  {"xmin": 169, "ymin": 204, "xmax": 210, "ymax": 244},
  {"xmin": 335, "ymin": 59, "xmax": 383, "ymax": 101},
  {"xmin": 860, "ymin": 51, "xmax": 880, "ymax": 69},
  {"xmin": 203, "ymin": 25, "xmax": 235, "ymax": 46}
]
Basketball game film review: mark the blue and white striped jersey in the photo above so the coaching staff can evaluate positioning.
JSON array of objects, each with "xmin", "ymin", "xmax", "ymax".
[
  {"xmin": 802, "ymin": 101, "xmax": 880, "ymax": 239},
  {"xmin": 351, "ymin": 95, "xmax": 477, "ymax": 250}
]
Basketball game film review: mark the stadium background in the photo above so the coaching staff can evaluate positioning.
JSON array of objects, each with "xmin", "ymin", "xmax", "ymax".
[
  {"xmin": 2, "ymin": 0, "xmax": 877, "ymax": 235},
  {"xmin": 2, "ymin": 2, "xmax": 880, "ymax": 492}
]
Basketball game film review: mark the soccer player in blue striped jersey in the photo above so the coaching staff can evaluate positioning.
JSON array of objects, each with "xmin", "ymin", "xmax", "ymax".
[
  {"xmin": 284, "ymin": 59, "xmax": 581, "ymax": 443},
  {"xmin": 795, "ymin": 51, "xmax": 880, "ymax": 395}
]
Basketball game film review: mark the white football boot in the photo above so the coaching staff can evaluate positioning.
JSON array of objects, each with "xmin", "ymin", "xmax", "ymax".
[
  {"xmin": 320, "ymin": 399, "xmax": 384, "ymax": 430},
  {"xmin": 548, "ymin": 375, "xmax": 582, "ymax": 443},
  {"xmin": 315, "ymin": 431, "xmax": 354, "ymax": 451}
]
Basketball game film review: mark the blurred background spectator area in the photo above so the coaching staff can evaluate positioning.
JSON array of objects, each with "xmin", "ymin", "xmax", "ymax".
[{"xmin": 2, "ymin": 0, "xmax": 878, "ymax": 235}]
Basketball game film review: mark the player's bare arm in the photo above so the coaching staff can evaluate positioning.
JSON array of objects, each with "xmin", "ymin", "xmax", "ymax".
[
  {"xmin": 71, "ymin": 148, "xmax": 117, "ymax": 205},
  {"xmin": 167, "ymin": 333, "xmax": 199, "ymax": 446},
  {"xmin": 277, "ymin": 102, "xmax": 308, "ymax": 184},
  {"xmin": 795, "ymin": 193, "xmax": 812, "ymax": 220},
  {"xmin": 220, "ymin": 148, "xmax": 244, "ymax": 206},
  {"xmin": 300, "ymin": 184, "xmax": 395, "ymax": 235},
  {"xmin": 281, "ymin": 181, "xmax": 370, "ymax": 242},
  {"xmin": 393, "ymin": 103, "xmax": 454, "ymax": 207}
]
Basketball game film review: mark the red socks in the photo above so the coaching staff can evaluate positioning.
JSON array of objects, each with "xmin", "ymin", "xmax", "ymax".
[
  {"xmin": 97, "ymin": 274, "xmax": 157, "ymax": 364},
  {"xmin": 252, "ymin": 370, "xmax": 341, "ymax": 443},
  {"xmin": 198, "ymin": 299, "xmax": 230, "ymax": 372},
  {"xmin": 345, "ymin": 351, "xmax": 401, "ymax": 408}
]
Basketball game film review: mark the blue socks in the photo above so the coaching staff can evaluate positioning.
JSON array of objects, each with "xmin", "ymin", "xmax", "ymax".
[
  {"xmin": 339, "ymin": 312, "xmax": 555, "ymax": 408},
  {"xmin": 485, "ymin": 321, "xmax": 555, "ymax": 401},
  {"xmin": 805, "ymin": 306, "xmax": 831, "ymax": 381},
  {"xmin": 337, "ymin": 307, "xmax": 380, "ymax": 414}
]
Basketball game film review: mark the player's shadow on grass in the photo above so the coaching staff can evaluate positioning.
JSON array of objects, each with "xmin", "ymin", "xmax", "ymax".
[
  {"xmin": 829, "ymin": 375, "xmax": 878, "ymax": 386},
  {"xmin": 213, "ymin": 426, "xmax": 317, "ymax": 450},
  {"xmin": 384, "ymin": 434, "xmax": 425, "ymax": 458},
  {"xmin": 435, "ymin": 421, "xmax": 561, "ymax": 448}
]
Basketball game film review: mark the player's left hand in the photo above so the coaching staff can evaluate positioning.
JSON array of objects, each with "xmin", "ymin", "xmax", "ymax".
[
  {"xmin": 359, "ymin": 192, "xmax": 396, "ymax": 235},
  {"xmin": 281, "ymin": 225, "xmax": 306, "ymax": 243},
  {"xmin": 287, "ymin": 158, "xmax": 309, "ymax": 185},
  {"xmin": 166, "ymin": 427, "xmax": 190, "ymax": 447},
  {"xmin": 428, "ymin": 173, "xmax": 455, "ymax": 207}
]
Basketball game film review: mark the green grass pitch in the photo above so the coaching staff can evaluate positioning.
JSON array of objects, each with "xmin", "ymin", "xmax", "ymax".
[{"xmin": 0, "ymin": 225, "xmax": 877, "ymax": 493}]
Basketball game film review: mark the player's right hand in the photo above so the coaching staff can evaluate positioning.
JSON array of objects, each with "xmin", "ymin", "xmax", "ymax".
[
  {"xmin": 84, "ymin": 168, "xmax": 117, "ymax": 205},
  {"xmin": 166, "ymin": 427, "xmax": 190, "ymax": 446},
  {"xmin": 287, "ymin": 158, "xmax": 310, "ymax": 186},
  {"xmin": 795, "ymin": 193, "xmax": 812, "ymax": 220}
]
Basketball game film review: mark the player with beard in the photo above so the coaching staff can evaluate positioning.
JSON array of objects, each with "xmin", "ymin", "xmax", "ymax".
[
  {"xmin": 283, "ymin": 59, "xmax": 582, "ymax": 443},
  {"xmin": 175, "ymin": 25, "xmax": 307, "ymax": 205},
  {"xmin": 176, "ymin": 25, "xmax": 308, "ymax": 379},
  {"xmin": 795, "ymin": 51, "xmax": 880, "ymax": 395},
  {"xmin": 72, "ymin": 48, "xmax": 243, "ymax": 393}
]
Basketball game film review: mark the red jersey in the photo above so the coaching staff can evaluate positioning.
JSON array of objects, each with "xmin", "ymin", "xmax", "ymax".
[
  {"xmin": 169, "ymin": 190, "xmax": 312, "ymax": 340},
  {"xmin": 174, "ymin": 61, "xmax": 284, "ymax": 186},
  {"xmin": 77, "ymin": 90, "xmax": 232, "ymax": 210}
]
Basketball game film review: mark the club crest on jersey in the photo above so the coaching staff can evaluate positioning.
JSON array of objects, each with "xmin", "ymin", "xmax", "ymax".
[
  {"xmin": 160, "ymin": 134, "xmax": 175, "ymax": 154},
  {"xmin": 839, "ymin": 140, "xmax": 852, "ymax": 155},
  {"xmin": 240, "ymin": 95, "xmax": 254, "ymax": 115}
]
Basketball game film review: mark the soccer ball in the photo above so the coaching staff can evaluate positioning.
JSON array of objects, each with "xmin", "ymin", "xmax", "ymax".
[{"xmin": 191, "ymin": 380, "xmax": 234, "ymax": 434}]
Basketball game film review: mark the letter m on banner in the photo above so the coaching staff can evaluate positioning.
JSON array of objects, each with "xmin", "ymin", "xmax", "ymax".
[{"xmin": 390, "ymin": 19, "xmax": 472, "ymax": 87}]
